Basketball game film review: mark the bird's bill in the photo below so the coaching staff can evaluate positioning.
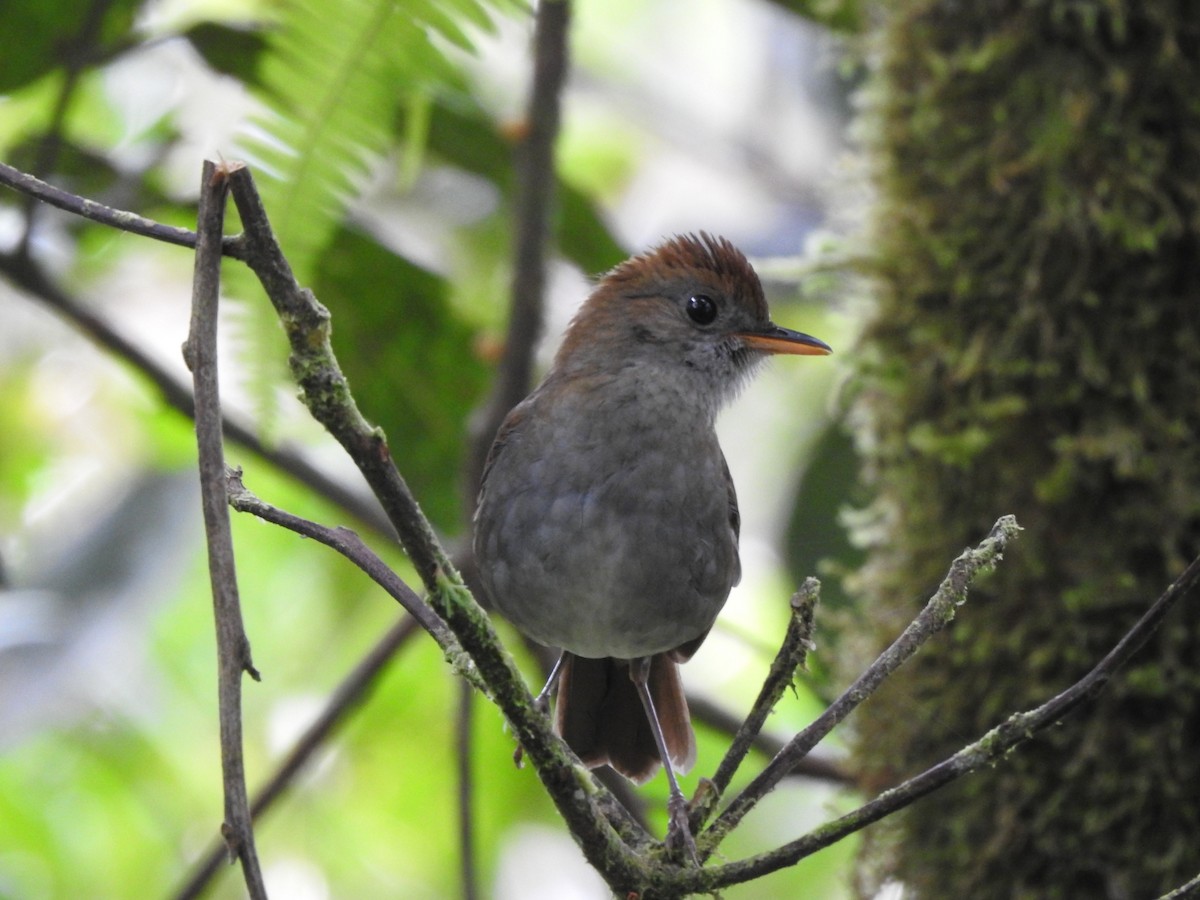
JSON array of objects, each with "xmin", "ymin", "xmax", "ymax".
[{"xmin": 738, "ymin": 324, "xmax": 832, "ymax": 356}]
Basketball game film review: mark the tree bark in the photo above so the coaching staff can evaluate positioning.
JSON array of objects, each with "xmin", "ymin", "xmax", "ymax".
[{"xmin": 850, "ymin": 1, "xmax": 1200, "ymax": 896}]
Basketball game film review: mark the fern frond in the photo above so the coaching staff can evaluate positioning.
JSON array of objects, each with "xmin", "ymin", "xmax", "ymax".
[
  {"xmin": 227, "ymin": 0, "xmax": 511, "ymax": 431},
  {"xmin": 235, "ymin": 0, "xmax": 509, "ymax": 281}
]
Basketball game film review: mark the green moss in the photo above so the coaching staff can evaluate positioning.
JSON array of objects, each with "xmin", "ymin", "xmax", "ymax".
[{"xmin": 849, "ymin": 0, "xmax": 1200, "ymax": 896}]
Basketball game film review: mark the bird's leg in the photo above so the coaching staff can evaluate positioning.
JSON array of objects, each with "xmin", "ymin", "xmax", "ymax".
[
  {"xmin": 514, "ymin": 652, "xmax": 568, "ymax": 769},
  {"xmin": 533, "ymin": 651, "xmax": 567, "ymax": 715},
  {"xmin": 630, "ymin": 656, "xmax": 700, "ymax": 865}
]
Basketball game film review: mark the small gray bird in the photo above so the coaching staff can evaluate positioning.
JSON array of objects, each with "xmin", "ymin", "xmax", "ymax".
[{"xmin": 473, "ymin": 233, "xmax": 830, "ymax": 852}]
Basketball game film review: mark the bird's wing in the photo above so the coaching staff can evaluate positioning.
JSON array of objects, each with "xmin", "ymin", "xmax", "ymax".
[
  {"xmin": 722, "ymin": 450, "xmax": 742, "ymax": 587},
  {"xmin": 475, "ymin": 401, "xmax": 529, "ymax": 507},
  {"xmin": 670, "ymin": 452, "xmax": 741, "ymax": 664}
]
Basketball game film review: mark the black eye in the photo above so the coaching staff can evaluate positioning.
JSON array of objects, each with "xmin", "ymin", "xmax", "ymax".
[{"xmin": 686, "ymin": 294, "xmax": 718, "ymax": 325}]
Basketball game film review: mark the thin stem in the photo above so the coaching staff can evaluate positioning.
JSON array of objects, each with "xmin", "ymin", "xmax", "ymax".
[
  {"xmin": 0, "ymin": 160, "xmax": 244, "ymax": 255},
  {"xmin": 1156, "ymin": 871, "xmax": 1200, "ymax": 900},
  {"xmin": 224, "ymin": 469, "xmax": 460, "ymax": 661},
  {"xmin": 457, "ymin": 677, "xmax": 479, "ymax": 900},
  {"xmin": 685, "ymin": 697, "xmax": 849, "ymax": 785},
  {"xmin": 691, "ymin": 578, "xmax": 820, "ymax": 832},
  {"xmin": 703, "ymin": 516, "xmax": 1021, "ymax": 854},
  {"xmin": 182, "ymin": 159, "xmax": 266, "ymax": 898}
]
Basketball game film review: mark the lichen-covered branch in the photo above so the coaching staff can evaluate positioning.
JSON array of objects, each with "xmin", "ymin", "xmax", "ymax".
[
  {"xmin": 218, "ymin": 162, "xmax": 660, "ymax": 890},
  {"xmin": 662, "ymin": 544, "xmax": 1200, "ymax": 895},
  {"xmin": 703, "ymin": 516, "xmax": 1021, "ymax": 853}
]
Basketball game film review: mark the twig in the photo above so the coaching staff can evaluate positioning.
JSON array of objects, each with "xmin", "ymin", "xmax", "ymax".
[
  {"xmin": 219, "ymin": 162, "xmax": 655, "ymax": 890},
  {"xmin": 462, "ymin": 0, "xmax": 571, "ymax": 505},
  {"xmin": 457, "ymin": 678, "xmax": 479, "ymax": 900},
  {"xmin": 173, "ymin": 615, "xmax": 423, "ymax": 900},
  {"xmin": 674, "ymin": 545, "xmax": 1200, "ymax": 894},
  {"xmin": 1157, "ymin": 871, "xmax": 1200, "ymax": 900},
  {"xmin": 224, "ymin": 469, "xmax": 460, "ymax": 662},
  {"xmin": 690, "ymin": 578, "xmax": 820, "ymax": 831},
  {"xmin": 0, "ymin": 160, "xmax": 245, "ymax": 255},
  {"xmin": 702, "ymin": 516, "xmax": 1021, "ymax": 854},
  {"xmin": 686, "ymin": 696, "xmax": 850, "ymax": 785},
  {"xmin": 181, "ymin": 159, "xmax": 266, "ymax": 898}
]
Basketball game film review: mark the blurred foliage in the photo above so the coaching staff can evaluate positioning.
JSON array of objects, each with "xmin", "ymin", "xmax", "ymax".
[
  {"xmin": 314, "ymin": 226, "xmax": 489, "ymax": 528},
  {"xmin": 848, "ymin": 1, "xmax": 1200, "ymax": 896},
  {"xmin": 0, "ymin": 0, "xmax": 864, "ymax": 897},
  {"xmin": 765, "ymin": 0, "xmax": 862, "ymax": 34},
  {"xmin": 0, "ymin": 0, "xmax": 142, "ymax": 93},
  {"xmin": 236, "ymin": 0, "xmax": 498, "ymax": 274}
]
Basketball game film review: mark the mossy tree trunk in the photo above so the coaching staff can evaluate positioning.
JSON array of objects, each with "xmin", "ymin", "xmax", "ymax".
[{"xmin": 849, "ymin": 1, "xmax": 1200, "ymax": 896}]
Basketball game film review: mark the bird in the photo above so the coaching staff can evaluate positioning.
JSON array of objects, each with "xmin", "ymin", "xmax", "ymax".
[{"xmin": 473, "ymin": 232, "xmax": 830, "ymax": 856}]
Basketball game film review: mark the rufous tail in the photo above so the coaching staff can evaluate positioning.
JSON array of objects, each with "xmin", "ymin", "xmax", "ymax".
[{"xmin": 555, "ymin": 652, "xmax": 695, "ymax": 783}]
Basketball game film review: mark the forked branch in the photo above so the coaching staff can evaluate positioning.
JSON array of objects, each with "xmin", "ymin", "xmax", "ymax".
[{"xmin": 5, "ymin": 155, "xmax": 1198, "ymax": 898}]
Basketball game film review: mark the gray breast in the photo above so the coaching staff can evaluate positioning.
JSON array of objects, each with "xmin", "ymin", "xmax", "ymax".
[{"xmin": 475, "ymin": 391, "xmax": 737, "ymax": 659}]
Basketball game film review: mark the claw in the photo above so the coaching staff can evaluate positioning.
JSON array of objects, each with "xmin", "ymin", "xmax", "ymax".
[{"xmin": 665, "ymin": 790, "xmax": 700, "ymax": 866}]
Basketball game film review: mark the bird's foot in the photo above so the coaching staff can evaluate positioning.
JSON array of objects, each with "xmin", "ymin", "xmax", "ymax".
[
  {"xmin": 533, "ymin": 652, "xmax": 567, "ymax": 717},
  {"xmin": 665, "ymin": 789, "xmax": 700, "ymax": 866}
]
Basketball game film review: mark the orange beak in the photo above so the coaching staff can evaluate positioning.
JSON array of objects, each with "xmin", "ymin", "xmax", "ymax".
[{"xmin": 738, "ymin": 324, "xmax": 832, "ymax": 356}]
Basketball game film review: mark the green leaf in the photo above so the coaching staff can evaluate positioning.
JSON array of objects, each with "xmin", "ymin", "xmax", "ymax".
[
  {"xmin": 762, "ymin": 0, "xmax": 862, "ymax": 33},
  {"xmin": 182, "ymin": 22, "xmax": 271, "ymax": 82},
  {"xmin": 414, "ymin": 96, "xmax": 627, "ymax": 274},
  {"xmin": 0, "ymin": 0, "xmax": 141, "ymax": 93}
]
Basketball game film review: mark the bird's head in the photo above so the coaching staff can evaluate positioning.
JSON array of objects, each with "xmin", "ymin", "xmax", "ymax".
[{"xmin": 552, "ymin": 233, "xmax": 831, "ymax": 414}]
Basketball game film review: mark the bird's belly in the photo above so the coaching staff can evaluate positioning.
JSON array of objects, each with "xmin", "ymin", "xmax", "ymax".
[{"xmin": 479, "ymin": 475, "xmax": 735, "ymax": 658}]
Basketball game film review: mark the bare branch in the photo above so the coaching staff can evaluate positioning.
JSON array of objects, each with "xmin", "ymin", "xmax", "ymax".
[
  {"xmin": 0, "ymin": 160, "xmax": 245, "ymax": 256},
  {"xmin": 687, "ymin": 696, "xmax": 850, "ymax": 786},
  {"xmin": 182, "ymin": 159, "xmax": 266, "ymax": 898},
  {"xmin": 1157, "ymin": 871, "xmax": 1200, "ymax": 900},
  {"xmin": 173, "ymin": 616, "xmax": 423, "ymax": 900},
  {"xmin": 691, "ymin": 578, "xmax": 819, "ymax": 831},
  {"xmin": 457, "ymin": 679, "xmax": 480, "ymax": 900},
  {"xmin": 224, "ymin": 468, "xmax": 461, "ymax": 664},
  {"xmin": 702, "ymin": 516, "xmax": 1022, "ymax": 853}
]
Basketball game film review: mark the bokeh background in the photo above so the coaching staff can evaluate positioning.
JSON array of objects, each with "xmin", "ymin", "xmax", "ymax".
[{"xmin": 0, "ymin": 1, "xmax": 866, "ymax": 897}]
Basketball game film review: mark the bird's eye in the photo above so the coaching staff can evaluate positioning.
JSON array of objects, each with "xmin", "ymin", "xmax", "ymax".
[{"xmin": 686, "ymin": 294, "xmax": 718, "ymax": 325}]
